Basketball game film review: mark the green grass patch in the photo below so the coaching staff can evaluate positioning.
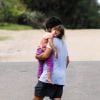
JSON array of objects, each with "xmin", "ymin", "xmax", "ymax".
[
  {"xmin": 0, "ymin": 23, "xmax": 33, "ymax": 30},
  {"xmin": 0, "ymin": 36, "xmax": 10, "ymax": 41}
]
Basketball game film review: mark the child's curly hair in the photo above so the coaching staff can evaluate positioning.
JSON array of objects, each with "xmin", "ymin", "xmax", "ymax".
[{"xmin": 53, "ymin": 25, "xmax": 65, "ymax": 39}]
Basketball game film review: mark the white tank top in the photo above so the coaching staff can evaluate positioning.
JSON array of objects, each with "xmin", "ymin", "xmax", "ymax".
[{"xmin": 39, "ymin": 38, "xmax": 68, "ymax": 85}]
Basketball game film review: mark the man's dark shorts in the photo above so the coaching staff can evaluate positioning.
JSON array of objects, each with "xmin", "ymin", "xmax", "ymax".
[{"xmin": 34, "ymin": 81, "xmax": 63, "ymax": 99}]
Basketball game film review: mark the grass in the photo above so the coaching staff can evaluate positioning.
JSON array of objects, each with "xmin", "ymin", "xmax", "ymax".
[
  {"xmin": 0, "ymin": 23, "xmax": 33, "ymax": 30},
  {"xmin": 0, "ymin": 36, "xmax": 10, "ymax": 41}
]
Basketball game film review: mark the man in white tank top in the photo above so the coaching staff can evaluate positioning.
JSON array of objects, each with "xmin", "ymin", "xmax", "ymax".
[{"xmin": 33, "ymin": 16, "xmax": 69, "ymax": 100}]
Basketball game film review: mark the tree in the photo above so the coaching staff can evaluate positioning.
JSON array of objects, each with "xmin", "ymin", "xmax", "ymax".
[
  {"xmin": 22, "ymin": 0, "xmax": 100, "ymax": 28},
  {"xmin": 0, "ymin": 0, "xmax": 25, "ymax": 23}
]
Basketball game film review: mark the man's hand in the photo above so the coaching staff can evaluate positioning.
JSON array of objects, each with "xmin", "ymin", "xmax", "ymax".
[
  {"xmin": 54, "ymin": 48, "xmax": 58, "ymax": 59},
  {"xmin": 35, "ymin": 48, "xmax": 52, "ymax": 60}
]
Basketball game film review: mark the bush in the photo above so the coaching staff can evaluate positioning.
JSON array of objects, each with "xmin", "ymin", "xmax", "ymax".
[
  {"xmin": 18, "ymin": 11, "xmax": 46, "ymax": 28},
  {"xmin": 0, "ymin": 0, "xmax": 25, "ymax": 23}
]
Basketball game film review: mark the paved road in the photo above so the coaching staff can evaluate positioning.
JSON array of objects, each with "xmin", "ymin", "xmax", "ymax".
[{"xmin": 0, "ymin": 61, "xmax": 100, "ymax": 100}]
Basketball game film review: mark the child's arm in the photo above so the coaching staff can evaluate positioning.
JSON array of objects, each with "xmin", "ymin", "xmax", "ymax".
[{"xmin": 48, "ymin": 38, "xmax": 58, "ymax": 58}]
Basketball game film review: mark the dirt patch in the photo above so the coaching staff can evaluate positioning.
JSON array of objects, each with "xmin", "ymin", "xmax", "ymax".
[{"xmin": 0, "ymin": 29, "xmax": 100, "ymax": 62}]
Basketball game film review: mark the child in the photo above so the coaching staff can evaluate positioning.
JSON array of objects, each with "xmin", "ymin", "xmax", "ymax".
[{"xmin": 36, "ymin": 25, "xmax": 64, "ymax": 83}]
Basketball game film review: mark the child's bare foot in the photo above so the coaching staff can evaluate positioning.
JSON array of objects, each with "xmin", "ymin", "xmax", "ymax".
[{"xmin": 47, "ymin": 78, "xmax": 53, "ymax": 84}]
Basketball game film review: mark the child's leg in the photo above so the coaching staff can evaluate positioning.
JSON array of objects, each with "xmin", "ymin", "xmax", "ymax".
[
  {"xmin": 36, "ymin": 48, "xmax": 44, "ymax": 79},
  {"xmin": 46, "ymin": 56, "xmax": 53, "ymax": 83},
  {"xmin": 37, "ymin": 60, "xmax": 44, "ymax": 78}
]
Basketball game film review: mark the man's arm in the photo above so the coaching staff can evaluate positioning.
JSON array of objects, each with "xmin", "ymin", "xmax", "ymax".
[
  {"xmin": 66, "ymin": 56, "xmax": 70, "ymax": 68},
  {"xmin": 35, "ymin": 47, "xmax": 52, "ymax": 60}
]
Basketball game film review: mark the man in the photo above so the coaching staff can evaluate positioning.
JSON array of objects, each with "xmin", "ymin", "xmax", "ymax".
[{"xmin": 33, "ymin": 16, "xmax": 69, "ymax": 100}]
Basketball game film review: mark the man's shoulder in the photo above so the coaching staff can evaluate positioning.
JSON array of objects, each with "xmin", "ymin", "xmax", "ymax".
[
  {"xmin": 53, "ymin": 38, "xmax": 66, "ymax": 48},
  {"xmin": 53, "ymin": 37, "xmax": 60, "ymax": 41},
  {"xmin": 53, "ymin": 38, "xmax": 62, "ymax": 43}
]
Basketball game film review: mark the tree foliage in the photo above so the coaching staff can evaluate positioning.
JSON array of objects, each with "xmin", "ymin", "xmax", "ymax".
[
  {"xmin": 22, "ymin": 0, "xmax": 100, "ymax": 28},
  {"xmin": 18, "ymin": 11, "xmax": 45, "ymax": 28},
  {"xmin": 0, "ymin": 0, "xmax": 25, "ymax": 23},
  {"xmin": 0, "ymin": 0, "xmax": 100, "ymax": 28}
]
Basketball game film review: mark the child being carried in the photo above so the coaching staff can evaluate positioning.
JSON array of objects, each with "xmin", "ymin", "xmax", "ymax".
[{"xmin": 36, "ymin": 25, "xmax": 64, "ymax": 84}]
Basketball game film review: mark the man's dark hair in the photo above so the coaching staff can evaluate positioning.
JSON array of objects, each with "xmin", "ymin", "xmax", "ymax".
[{"xmin": 45, "ymin": 16, "xmax": 63, "ymax": 31}]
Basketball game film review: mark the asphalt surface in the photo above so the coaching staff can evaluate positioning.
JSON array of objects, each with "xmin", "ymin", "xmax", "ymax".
[{"xmin": 0, "ymin": 61, "xmax": 100, "ymax": 100}]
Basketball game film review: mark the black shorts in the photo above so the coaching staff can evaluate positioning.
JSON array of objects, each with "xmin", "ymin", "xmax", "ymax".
[{"xmin": 34, "ymin": 81, "xmax": 63, "ymax": 99}]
